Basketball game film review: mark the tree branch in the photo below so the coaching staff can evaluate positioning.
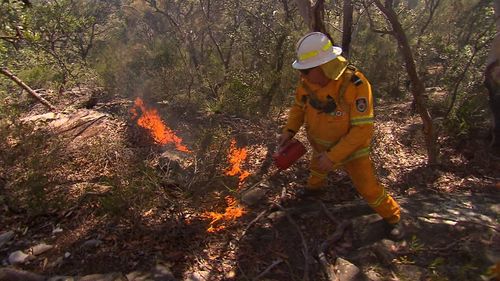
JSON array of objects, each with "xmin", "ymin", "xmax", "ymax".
[{"xmin": 0, "ymin": 67, "xmax": 57, "ymax": 112}]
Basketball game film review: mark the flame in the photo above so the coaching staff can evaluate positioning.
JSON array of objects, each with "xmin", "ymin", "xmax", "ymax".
[
  {"xmin": 225, "ymin": 139, "xmax": 250, "ymax": 187},
  {"xmin": 131, "ymin": 98, "xmax": 190, "ymax": 152},
  {"xmin": 202, "ymin": 196, "xmax": 246, "ymax": 233}
]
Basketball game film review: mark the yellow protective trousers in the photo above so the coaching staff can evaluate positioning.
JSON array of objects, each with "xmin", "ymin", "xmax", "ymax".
[{"xmin": 308, "ymin": 154, "xmax": 401, "ymax": 224}]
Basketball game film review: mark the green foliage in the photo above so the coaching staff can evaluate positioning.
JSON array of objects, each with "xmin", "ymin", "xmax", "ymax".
[{"xmin": 444, "ymin": 92, "xmax": 489, "ymax": 137}]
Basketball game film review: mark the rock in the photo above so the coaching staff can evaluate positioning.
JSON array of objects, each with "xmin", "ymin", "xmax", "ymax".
[
  {"xmin": 394, "ymin": 264, "xmax": 429, "ymax": 280},
  {"xmin": 125, "ymin": 271, "xmax": 151, "ymax": 281},
  {"xmin": 184, "ymin": 271, "xmax": 210, "ymax": 281},
  {"xmin": 8, "ymin": 250, "xmax": 32, "ymax": 265},
  {"xmin": 0, "ymin": 268, "xmax": 45, "ymax": 281},
  {"xmin": 151, "ymin": 264, "xmax": 176, "ymax": 281},
  {"xmin": 31, "ymin": 243, "xmax": 54, "ymax": 255},
  {"xmin": 48, "ymin": 256, "xmax": 65, "ymax": 268},
  {"xmin": 64, "ymin": 252, "xmax": 71, "ymax": 258},
  {"xmin": 335, "ymin": 257, "xmax": 362, "ymax": 281},
  {"xmin": 52, "ymin": 228, "xmax": 64, "ymax": 234},
  {"xmin": 371, "ymin": 243, "xmax": 396, "ymax": 267},
  {"xmin": 364, "ymin": 269, "xmax": 384, "ymax": 281},
  {"xmin": 267, "ymin": 211, "xmax": 286, "ymax": 221},
  {"xmin": 225, "ymin": 270, "xmax": 236, "ymax": 279},
  {"xmin": 48, "ymin": 277, "xmax": 75, "ymax": 281},
  {"xmin": 126, "ymin": 265, "xmax": 176, "ymax": 281},
  {"xmin": 76, "ymin": 273, "xmax": 126, "ymax": 281},
  {"xmin": 82, "ymin": 239, "xmax": 102, "ymax": 249},
  {"xmin": 0, "ymin": 231, "xmax": 14, "ymax": 248},
  {"xmin": 241, "ymin": 187, "xmax": 266, "ymax": 206}
]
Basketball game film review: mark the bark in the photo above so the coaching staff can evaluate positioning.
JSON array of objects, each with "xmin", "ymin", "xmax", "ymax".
[
  {"xmin": 294, "ymin": 0, "xmax": 333, "ymax": 42},
  {"xmin": 342, "ymin": 0, "xmax": 354, "ymax": 57},
  {"xmin": 484, "ymin": 0, "xmax": 500, "ymax": 148},
  {"xmin": 0, "ymin": 67, "xmax": 57, "ymax": 112},
  {"xmin": 373, "ymin": 0, "xmax": 438, "ymax": 164}
]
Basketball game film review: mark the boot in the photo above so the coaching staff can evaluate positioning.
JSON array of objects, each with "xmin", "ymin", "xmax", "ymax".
[{"xmin": 386, "ymin": 221, "xmax": 405, "ymax": 241}]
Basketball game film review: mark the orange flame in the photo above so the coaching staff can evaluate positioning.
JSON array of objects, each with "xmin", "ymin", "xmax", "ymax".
[
  {"xmin": 131, "ymin": 98, "xmax": 191, "ymax": 152},
  {"xmin": 202, "ymin": 196, "xmax": 246, "ymax": 233},
  {"xmin": 225, "ymin": 139, "xmax": 250, "ymax": 187}
]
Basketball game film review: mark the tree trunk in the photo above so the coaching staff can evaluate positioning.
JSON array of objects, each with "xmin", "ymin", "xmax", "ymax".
[
  {"xmin": 373, "ymin": 0, "xmax": 438, "ymax": 165},
  {"xmin": 0, "ymin": 67, "xmax": 57, "ymax": 112},
  {"xmin": 260, "ymin": 33, "xmax": 287, "ymax": 115},
  {"xmin": 294, "ymin": 0, "xmax": 333, "ymax": 41},
  {"xmin": 342, "ymin": 0, "xmax": 353, "ymax": 57},
  {"xmin": 484, "ymin": 0, "xmax": 500, "ymax": 149}
]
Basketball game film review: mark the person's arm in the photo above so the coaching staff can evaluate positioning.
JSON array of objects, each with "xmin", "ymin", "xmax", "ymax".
[
  {"xmin": 282, "ymin": 85, "xmax": 306, "ymax": 139},
  {"xmin": 327, "ymin": 72, "xmax": 374, "ymax": 163}
]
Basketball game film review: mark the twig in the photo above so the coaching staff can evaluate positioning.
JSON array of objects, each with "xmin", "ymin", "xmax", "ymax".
[
  {"xmin": 252, "ymin": 259, "xmax": 283, "ymax": 281},
  {"xmin": 71, "ymin": 115, "xmax": 106, "ymax": 140},
  {"xmin": 417, "ymin": 215, "xmax": 499, "ymax": 232},
  {"xmin": 273, "ymin": 203, "xmax": 310, "ymax": 281},
  {"xmin": 237, "ymin": 263, "xmax": 251, "ymax": 281},
  {"xmin": 317, "ymin": 220, "xmax": 352, "ymax": 280},
  {"xmin": 319, "ymin": 200, "xmax": 338, "ymax": 224},
  {"xmin": 318, "ymin": 220, "xmax": 352, "ymax": 254},
  {"xmin": 318, "ymin": 251, "xmax": 338, "ymax": 281},
  {"xmin": 239, "ymin": 210, "xmax": 268, "ymax": 239}
]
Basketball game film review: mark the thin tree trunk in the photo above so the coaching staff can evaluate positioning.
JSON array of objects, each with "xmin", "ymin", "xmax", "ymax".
[
  {"xmin": 484, "ymin": 0, "xmax": 500, "ymax": 148},
  {"xmin": 342, "ymin": 0, "xmax": 353, "ymax": 57},
  {"xmin": 294, "ymin": 0, "xmax": 333, "ymax": 41},
  {"xmin": 373, "ymin": 0, "xmax": 438, "ymax": 165},
  {"xmin": 0, "ymin": 67, "xmax": 57, "ymax": 112}
]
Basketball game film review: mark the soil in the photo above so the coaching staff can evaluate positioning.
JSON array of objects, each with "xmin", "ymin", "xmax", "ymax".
[{"xmin": 0, "ymin": 89, "xmax": 498, "ymax": 281}]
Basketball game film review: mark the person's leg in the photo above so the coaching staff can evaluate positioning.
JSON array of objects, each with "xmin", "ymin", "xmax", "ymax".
[
  {"xmin": 344, "ymin": 156, "xmax": 400, "ymax": 224},
  {"xmin": 306, "ymin": 150, "xmax": 328, "ymax": 190}
]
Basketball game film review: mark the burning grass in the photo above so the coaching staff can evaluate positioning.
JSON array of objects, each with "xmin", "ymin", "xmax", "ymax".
[
  {"xmin": 225, "ymin": 139, "xmax": 250, "ymax": 188},
  {"xmin": 202, "ymin": 196, "xmax": 246, "ymax": 233},
  {"xmin": 131, "ymin": 98, "xmax": 191, "ymax": 153}
]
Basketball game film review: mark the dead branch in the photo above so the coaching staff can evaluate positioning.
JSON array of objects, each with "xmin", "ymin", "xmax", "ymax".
[
  {"xmin": 417, "ymin": 215, "xmax": 499, "ymax": 232},
  {"xmin": 70, "ymin": 115, "xmax": 107, "ymax": 140},
  {"xmin": 317, "ymin": 220, "xmax": 352, "ymax": 281},
  {"xmin": 319, "ymin": 200, "xmax": 339, "ymax": 224},
  {"xmin": 0, "ymin": 67, "xmax": 57, "ymax": 112},
  {"xmin": 273, "ymin": 203, "xmax": 310, "ymax": 281},
  {"xmin": 318, "ymin": 252, "xmax": 338, "ymax": 281},
  {"xmin": 252, "ymin": 259, "xmax": 283, "ymax": 281},
  {"xmin": 239, "ymin": 210, "xmax": 268, "ymax": 239}
]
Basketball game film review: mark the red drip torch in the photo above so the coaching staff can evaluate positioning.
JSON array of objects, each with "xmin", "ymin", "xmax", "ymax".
[{"xmin": 272, "ymin": 139, "xmax": 307, "ymax": 170}]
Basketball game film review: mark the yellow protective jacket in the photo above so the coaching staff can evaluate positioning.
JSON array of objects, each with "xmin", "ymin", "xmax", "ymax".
[{"xmin": 284, "ymin": 67, "xmax": 374, "ymax": 165}]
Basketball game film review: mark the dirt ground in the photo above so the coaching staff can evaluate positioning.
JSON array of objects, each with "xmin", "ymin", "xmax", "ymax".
[{"xmin": 0, "ymin": 89, "xmax": 499, "ymax": 281}]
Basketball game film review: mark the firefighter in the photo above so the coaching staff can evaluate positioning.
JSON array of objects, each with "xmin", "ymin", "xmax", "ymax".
[{"xmin": 278, "ymin": 32, "xmax": 403, "ymax": 238}]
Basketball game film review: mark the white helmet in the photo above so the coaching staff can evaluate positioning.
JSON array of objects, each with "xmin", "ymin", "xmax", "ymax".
[{"xmin": 292, "ymin": 32, "xmax": 343, "ymax": 70}]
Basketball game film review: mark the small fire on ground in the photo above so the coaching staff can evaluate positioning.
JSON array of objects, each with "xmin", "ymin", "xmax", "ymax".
[
  {"xmin": 130, "ymin": 98, "xmax": 191, "ymax": 152},
  {"xmin": 225, "ymin": 139, "xmax": 250, "ymax": 187},
  {"xmin": 202, "ymin": 196, "xmax": 246, "ymax": 233}
]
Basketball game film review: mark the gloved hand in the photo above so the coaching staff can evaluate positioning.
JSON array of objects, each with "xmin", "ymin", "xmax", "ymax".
[
  {"xmin": 316, "ymin": 151, "xmax": 334, "ymax": 171},
  {"xmin": 277, "ymin": 130, "xmax": 294, "ymax": 150}
]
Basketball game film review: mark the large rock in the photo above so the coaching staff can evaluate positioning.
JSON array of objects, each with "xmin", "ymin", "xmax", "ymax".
[
  {"xmin": 335, "ymin": 257, "xmax": 363, "ymax": 281},
  {"xmin": 0, "ymin": 268, "xmax": 45, "ymax": 281},
  {"xmin": 0, "ymin": 231, "xmax": 14, "ymax": 248}
]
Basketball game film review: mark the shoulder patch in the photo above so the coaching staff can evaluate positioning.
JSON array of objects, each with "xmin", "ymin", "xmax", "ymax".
[
  {"xmin": 355, "ymin": 98, "xmax": 367, "ymax": 112},
  {"xmin": 351, "ymin": 74, "xmax": 363, "ymax": 86}
]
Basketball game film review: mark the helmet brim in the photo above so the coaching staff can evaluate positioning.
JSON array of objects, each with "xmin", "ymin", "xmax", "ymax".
[{"xmin": 292, "ymin": 46, "xmax": 343, "ymax": 69}]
